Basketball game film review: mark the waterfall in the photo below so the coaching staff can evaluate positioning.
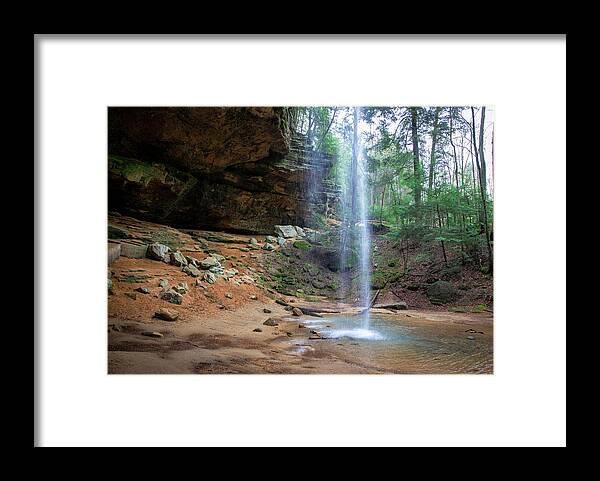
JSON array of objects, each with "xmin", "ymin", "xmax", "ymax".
[
  {"xmin": 338, "ymin": 107, "xmax": 371, "ymax": 327},
  {"xmin": 355, "ymin": 109, "xmax": 371, "ymax": 328}
]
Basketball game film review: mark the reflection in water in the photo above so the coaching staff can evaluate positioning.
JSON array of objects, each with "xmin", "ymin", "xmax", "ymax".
[{"xmin": 290, "ymin": 314, "xmax": 493, "ymax": 374}]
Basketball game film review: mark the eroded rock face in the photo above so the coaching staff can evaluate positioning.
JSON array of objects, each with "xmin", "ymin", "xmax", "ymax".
[{"xmin": 108, "ymin": 107, "xmax": 336, "ymax": 233}]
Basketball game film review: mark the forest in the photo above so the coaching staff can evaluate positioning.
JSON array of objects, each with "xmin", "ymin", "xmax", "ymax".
[{"xmin": 290, "ymin": 106, "xmax": 494, "ymax": 274}]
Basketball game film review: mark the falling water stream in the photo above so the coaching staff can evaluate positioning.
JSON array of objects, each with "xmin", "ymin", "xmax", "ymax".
[
  {"xmin": 336, "ymin": 107, "xmax": 374, "ymax": 337},
  {"xmin": 355, "ymin": 121, "xmax": 372, "ymax": 330}
]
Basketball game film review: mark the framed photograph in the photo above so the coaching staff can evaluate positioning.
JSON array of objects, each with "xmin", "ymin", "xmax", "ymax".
[{"xmin": 35, "ymin": 34, "xmax": 566, "ymax": 447}]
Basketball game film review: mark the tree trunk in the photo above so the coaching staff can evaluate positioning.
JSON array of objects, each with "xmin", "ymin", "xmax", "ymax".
[
  {"xmin": 379, "ymin": 183, "xmax": 387, "ymax": 225},
  {"xmin": 350, "ymin": 107, "xmax": 359, "ymax": 222},
  {"xmin": 428, "ymin": 107, "xmax": 441, "ymax": 195},
  {"xmin": 410, "ymin": 108, "xmax": 422, "ymax": 219},
  {"xmin": 471, "ymin": 107, "xmax": 493, "ymax": 273}
]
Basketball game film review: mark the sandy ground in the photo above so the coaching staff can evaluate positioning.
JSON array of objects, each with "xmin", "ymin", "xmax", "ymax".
[
  {"xmin": 107, "ymin": 214, "xmax": 493, "ymax": 374},
  {"xmin": 108, "ymin": 257, "xmax": 493, "ymax": 374}
]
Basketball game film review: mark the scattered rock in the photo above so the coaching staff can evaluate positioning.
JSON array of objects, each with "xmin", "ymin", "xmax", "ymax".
[
  {"xmin": 183, "ymin": 265, "xmax": 202, "ymax": 277},
  {"xmin": 108, "ymin": 224, "xmax": 129, "ymax": 239},
  {"xmin": 141, "ymin": 331, "xmax": 163, "ymax": 338},
  {"xmin": 185, "ymin": 255, "xmax": 200, "ymax": 266},
  {"xmin": 284, "ymin": 306, "xmax": 293, "ymax": 311},
  {"xmin": 467, "ymin": 336, "xmax": 475, "ymax": 340},
  {"xmin": 274, "ymin": 225, "xmax": 298, "ymax": 238},
  {"xmin": 125, "ymin": 292, "xmax": 137, "ymax": 300},
  {"xmin": 160, "ymin": 289, "xmax": 183, "ymax": 305},
  {"xmin": 277, "ymin": 237, "xmax": 286, "ymax": 246},
  {"xmin": 210, "ymin": 253, "xmax": 226, "ymax": 262},
  {"xmin": 263, "ymin": 308, "xmax": 272, "ymax": 313},
  {"xmin": 250, "ymin": 238, "xmax": 259, "ymax": 245},
  {"xmin": 294, "ymin": 226, "xmax": 306, "ymax": 237},
  {"xmin": 292, "ymin": 307, "xmax": 303, "ymax": 317},
  {"xmin": 147, "ymin": 243, "xmax": 170, "ymax": 262},
  {"xmin": 426, "ymin": 280, "xmax": 459, "ymax": 305},
  {"xmin": 170, "ymin": 251, "xmax": 188, "ymax": 267},
  {"xmin": 136, "ymin": 287, "xmax": 150, "ymax": 294},
  {"xmin": 263, "ymin": 318, "xmax": 279, "ymax": 326},
  {"xmin": 225, "ymin": 293, "xmax": 233, "ymax": 299},
  {"xmin": 222, "ymin": 268, "xmax": 238, "ymax": 279},
  {"xmin": 249, "ymin": 294, "xmax": 257, "ymax": 300},
  {"xmin": 173, "ymin": 282, "xmax": 189, "ymax": 294},
  {"xmin": 154, "ymin": 308, "xmax": 179, "ymax": 322},
  {"xmin": 265, "ymin": 235, "xmax": 277, "ymax": 243},
  {"xmin": 286, "ymin": 332, "xmax": 293, "ymax": 337},
  {"xmin": 108, "ymin": 278, "xmax": 114, "ymax": 295},
  {"xmin": 275, "ymin": 299, "xmax": 289, "ymax": 306},
  {"xmin": 298, "ymin": 323, "xmax": 305, "ymax": 328},
  {"xmin": 200, "ymin": 256, "xmax": 221, "ymax": 269},
  {"xmin": 262, "ymin": 243, "xmax": 274, "ymax": 251},
  {"xmin": 253, "ymin": 328, "xmax": 262, "ymax": 332},
  {"xmin": 203, "ymin": 271, "xmax": 217, "ymax": 284},
  {"xmin": 158, "ymin": 279, "xmax": 169, "ymax": 288}
]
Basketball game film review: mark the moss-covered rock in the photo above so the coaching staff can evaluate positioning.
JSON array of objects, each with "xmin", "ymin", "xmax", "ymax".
[
  {"xmin": 426, "ymin": 280, "xmax": 459, "ymax": 305},
  {"xmin": 293, "ymin": 240, "xmax": 312, "ymax": 250}
]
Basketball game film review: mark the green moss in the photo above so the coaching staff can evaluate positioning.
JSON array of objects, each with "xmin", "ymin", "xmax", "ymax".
[
  {"xmin": 370, "ymin": 269, "xmax": 403, "ymax": 290},
  {"xmin": 472, "ymin": 304, "xmax": 488, "ymax": 313},
  {"xmin": 293, "ymin": 240, "xmax": 312, "ymax": 250}
]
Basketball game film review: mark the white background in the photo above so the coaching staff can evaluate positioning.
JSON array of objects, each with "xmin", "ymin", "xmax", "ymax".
[{"xmin": 35, "ymin": 35, "xmax": 566, "ymax": 447}]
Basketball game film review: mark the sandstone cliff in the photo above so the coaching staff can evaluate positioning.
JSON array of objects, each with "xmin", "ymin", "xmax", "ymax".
[{"xmin": 108, "ymin": 107, "xmax": 335, "ymax": 233}]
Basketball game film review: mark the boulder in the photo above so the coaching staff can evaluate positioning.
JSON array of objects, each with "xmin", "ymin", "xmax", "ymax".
[
  {"xmin": 265, "ymin": 235, "xmax": 277, "ymax": 243},
  {"xmin": 185, "ymin": 255, "xmax": 200, "ymax": 266},
  {"xmin": 148, "ymin": 243, "xmax": 170, "ymax": 262},
  {"xmin": 173, "ymin": 282, "xmax": 189, "ymax": 294},
  {"xmin": 203, "ymin": 271, "xmax": 217, "ymax": 284},
  {"xmin": 158, "ymin": 279, "xmax": 169, "ymax": 288},
  {"xmin": 170, "ymin": 251, "xmax": 188, "ymax": 267},
  {"xmin": 262, "ymin": 243, "xmax": 274, "ymax": 251},
  {"xmin": 294, "ymin": 226, "xmax": 306, "ymax": 237},
  {"xmin": 136, "ymin": 287, "xmax": 150, "ymax": 294},
  {"xmin": 263, "ymin": 318, "xmax": 279, "ymax": 326},
  {"xmin": 160, "ymin": 289, "xmax": 183, "ymax": 305},
  {"xmin": 200, "ymin": 257, "xmax": 221, "ymax": 269},
  {"xmin": 210, "ymin": 253, "xmax": 226, "ymax": 262},
  {"xmin": 108, "ymin": 225, "xmax": 129, "ymax": 239},
  {"xmin": 183, "ymin": 265, "xmax": 202, "ymax": 277},
  {"xmin": 274, "ymin": 225, "xmax": 298, "ymax": 238},
  {"xmin": 154, "ymin": 308, "xmax": 179, "ymax": 322},
  {"xmin": 426, "ymin": 281, "xmax": 459, "ymax": 305},
  {"xmin": 292, "ymin": 307, "xmax": 304, "ymax": 317},
  {"xmin": 277, "ymin": 237, "xmax": 286, "ymax": 246}
]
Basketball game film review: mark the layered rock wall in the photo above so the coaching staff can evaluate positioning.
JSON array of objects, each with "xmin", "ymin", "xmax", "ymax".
[{"xmin": 108, "ymin": 107, "xmax": 337, "ymax": 233}]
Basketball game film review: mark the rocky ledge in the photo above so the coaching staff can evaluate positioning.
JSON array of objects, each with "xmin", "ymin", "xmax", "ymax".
[{"xmin": 108, "ymin": 107, "xmax": 337, "ymax": 233}]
